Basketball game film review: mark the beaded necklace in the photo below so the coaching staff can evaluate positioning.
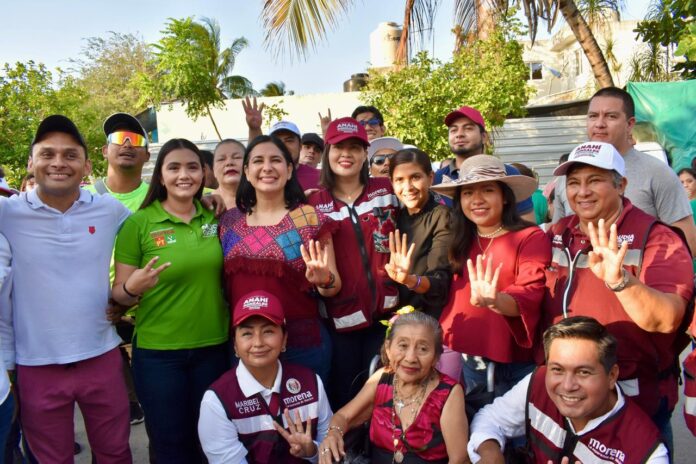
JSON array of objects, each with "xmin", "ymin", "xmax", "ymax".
[{"xmin": 390, "ymin": 372, "xmax": 431, "ymax": 463}]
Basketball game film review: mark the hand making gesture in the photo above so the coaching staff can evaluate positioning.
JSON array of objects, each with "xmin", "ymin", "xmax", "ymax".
[
  {"xmin": 242, "ymin": 96, "xmax": 265, "ymax": 131},
  {"xmin": 301, "ymin": 239, "xmax": 332, "ymax": 287},
  {"xmin": 385, "ymin": 230, "xmax": 415, "ymax": 285},
  {"xmin": 318, "ymin": 108, "xmax": 332, "ymax": 136},
  {"xmin": 467, "ymin": 254, "xmax": 502, "ymax": 309},
  {"xmin": 124, "ymin": 256, "xmax": 171, "ymax": 296},
  {"xmin": 273, "ymin": 408, "xmax": 316, "ymax": 458},
  {"xmin": 587, "ymin": 218, "xmax": 628, "ymax": 286}
]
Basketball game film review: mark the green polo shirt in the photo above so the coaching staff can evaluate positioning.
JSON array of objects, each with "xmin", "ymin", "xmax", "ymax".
[
  {"xmin": 115, "ymin": 199, "xmax": 229, "ymax": 349},
  {"xmin": 85, "ymin": 180, "xmax": 149, "ymax": 213}
]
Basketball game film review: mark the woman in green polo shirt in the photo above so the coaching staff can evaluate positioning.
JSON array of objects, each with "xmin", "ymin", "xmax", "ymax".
[{"xmin": 112, "ymin": 138, "xmax": 229, "ymax": 464}]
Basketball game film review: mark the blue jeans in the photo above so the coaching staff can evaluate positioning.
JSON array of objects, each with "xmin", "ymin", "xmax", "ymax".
[
  {"xmin": 0, "ymin": 391, "xmax": 14, "ymax": 464},
  {"xmin": 132, "ymin": 340, "xmax": 229, "ymax": 464},
  {"xmin": 281, "ymin": 321, "xmax": 332, "ymax": 387}
]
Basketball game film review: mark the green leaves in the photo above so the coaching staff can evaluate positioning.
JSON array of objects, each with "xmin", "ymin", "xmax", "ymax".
[
  {"xmin": 360, "ymin": 29, "xmax": 530, "ymax": 162},
  {"xmin": 138, "ymin": 17, "xmax": 253, "ymax": 139}
]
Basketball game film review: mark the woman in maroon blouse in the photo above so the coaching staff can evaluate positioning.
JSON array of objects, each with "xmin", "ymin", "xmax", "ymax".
[
  {"xmin": 317, "ymin": 310, "xmax": 469, "ymax": 464},
  {"xmin": 431, "ymin": 155, "xmax": 550, "ymax": 417}
]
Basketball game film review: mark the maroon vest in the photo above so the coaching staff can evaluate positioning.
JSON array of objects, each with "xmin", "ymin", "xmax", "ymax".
[
  {"xmin": 210, "ymin": 363, "xmax": 319, "ymax": 464},
  {"xmin": 543, "ymin": 202, "xmax": 679, "ymax": 416},
  {"xmin": 308, "ymin": 177, "xmax": 400, "ymax": 332},
  {"xmin": 526, "ymin": 366, "xmax": 662, "ymax": 464}
]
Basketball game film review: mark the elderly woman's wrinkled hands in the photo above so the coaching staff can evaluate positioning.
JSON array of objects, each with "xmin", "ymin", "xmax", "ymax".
[{"xmin": 317, "ymin": 428, "xmax": 345, "ymax": 463}]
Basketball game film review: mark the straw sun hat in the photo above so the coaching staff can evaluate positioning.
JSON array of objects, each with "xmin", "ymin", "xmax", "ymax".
[{"xmin": 430, "ymin": 155, "xmax": 536, "ymax": 201}]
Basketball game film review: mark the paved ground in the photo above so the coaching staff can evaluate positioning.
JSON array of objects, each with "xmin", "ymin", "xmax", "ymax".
[{"xmin": 73, "ymin": 349, "xmax": 696, "ymax": 464}]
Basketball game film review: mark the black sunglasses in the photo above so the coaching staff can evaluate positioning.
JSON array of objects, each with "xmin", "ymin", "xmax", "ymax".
[{"xmin": 371, "ymin": 154, "xmax": 393, "ymax": 166}]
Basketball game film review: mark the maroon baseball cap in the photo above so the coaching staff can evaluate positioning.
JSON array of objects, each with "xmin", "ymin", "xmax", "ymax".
[
  {"xmin": 444, "ymin": 106, "xmax": 486, "ymax": 130},
  {"xmin": 233, "ymin": 291, "xmax": 286, "ymax": 327},
  {"xmin": 325, "ymin": 117, "xmax": 370, "ymax": 146}
]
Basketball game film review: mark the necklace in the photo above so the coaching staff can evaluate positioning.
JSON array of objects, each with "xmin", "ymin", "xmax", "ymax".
[
  {"xmin": 477, "ymin": 225, "xmax": 503, "ymax": 238},
  {"xmin": 391, "ymin": 373, "xmax": 431, "ymax": 463},
  {"xmin": 335, "ymin": 183, "xmax": 363, "ymax": 202}
]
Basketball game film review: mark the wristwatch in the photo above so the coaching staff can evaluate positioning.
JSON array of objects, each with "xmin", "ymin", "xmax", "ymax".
[{"xmin": 605, "ymin": 269, "xmax": 630, "ymax": 292}]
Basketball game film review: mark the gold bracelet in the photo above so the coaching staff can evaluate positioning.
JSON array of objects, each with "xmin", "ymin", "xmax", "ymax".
[{"xmin": 328, "ymin": 425, "xmax": 344, "ymax": 436}]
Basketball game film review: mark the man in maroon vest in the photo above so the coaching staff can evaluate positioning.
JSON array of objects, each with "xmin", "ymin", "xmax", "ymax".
[
  {"xmin": 469, "ymin": 316, "xmax": 668, "ymax": 463},
  {"xmin": 541, "ymin": 141, "xmax": 693, "ymax": 453}
]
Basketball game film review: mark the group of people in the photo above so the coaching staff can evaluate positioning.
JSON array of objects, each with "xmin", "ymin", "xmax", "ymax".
[{"xmin": 0, "ymin": 84, "xmax": 694, "ymax": 464}]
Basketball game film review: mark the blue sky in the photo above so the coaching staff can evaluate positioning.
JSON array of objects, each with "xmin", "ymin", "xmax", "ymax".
[{"xmin": 1, "ymin": 0, "xmax": 651, "ymax": 95}]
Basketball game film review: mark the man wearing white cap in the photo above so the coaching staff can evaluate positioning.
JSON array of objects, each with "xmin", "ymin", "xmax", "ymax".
[
  {"xmin": 542, "ymin": 141, "xmax": 693, "ymax": 452},
  {"xmin": 553, "ymin": 87, "xmax": 696, "ymax": 257},
  {"xmin": 367, "ymin": 137, "xmax": 403, "ymax": 177}
]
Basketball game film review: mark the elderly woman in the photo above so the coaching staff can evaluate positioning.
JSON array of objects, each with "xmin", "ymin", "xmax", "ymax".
[
  {"xmin": 317, "ymin": 310, "xmax": 469, "ymax": 464},
  {"xmin": 431, "ymin": 155, "xmax": 550, "ymax": 416}
]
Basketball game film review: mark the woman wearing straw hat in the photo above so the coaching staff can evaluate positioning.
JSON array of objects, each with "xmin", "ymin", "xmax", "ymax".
[{"xmin": 431, "ymin": 155, "xmax": 551, "ymax": 418}]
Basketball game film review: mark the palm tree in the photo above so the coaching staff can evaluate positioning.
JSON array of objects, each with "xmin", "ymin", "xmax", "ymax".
[
  {"xmin": 260, "ymin": 81, "xmax": 294, "ymax": 96},
  {"xmin": 261, "ymin": 0, "xmax": 615, "ymax": 87},
  {"xmin": 628, "ymin": 41, "xmax": 671, "ymax": 82},
  {"xmin": 191, "ymin": 17, "xmax": 256, "ymax": 138}
]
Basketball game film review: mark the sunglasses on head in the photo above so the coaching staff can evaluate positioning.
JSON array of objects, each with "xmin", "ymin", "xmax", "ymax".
[
  {"xmin": 371, "ymin": 154, "xmax": 393, "ymax": 166},
  {"xmin": 107, "ymin": 131, "xmax": 148, "ymax": 147},
  {"xmin": 358, "ymin": 118, "xmax": 381, "ymax": 127}
]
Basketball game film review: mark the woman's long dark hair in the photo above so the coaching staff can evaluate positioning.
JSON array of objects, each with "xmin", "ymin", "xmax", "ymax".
[
  {"xmin": 236, "ymin": 135, "xmax": 306, "ymax": 213},
  {"xmin": 140, "ymin": 138, "xmax": 204, "ymax": 210},
  {"xmin": 319, "ymin": 141, "xmax": 370, "ymax": 190},
  {"xmin": 449, "ymin": 181, "xmax": 534, "ymax": 274}
]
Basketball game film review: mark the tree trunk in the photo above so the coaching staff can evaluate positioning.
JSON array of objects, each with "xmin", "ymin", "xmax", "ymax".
[
  {"xmin": 475, "ymin": 0, "xmax": 493, "ymax": 40},
  {"xmin": 206, "ymin": 104, "xmax": 223, "ymax": 141},
  {"xmin": 557, "ymin": 0, "xmax": 614, "ymax": 88},
  {"xmin": 396, "ymin": 0, "xmax": 415, "ymax": 65}
]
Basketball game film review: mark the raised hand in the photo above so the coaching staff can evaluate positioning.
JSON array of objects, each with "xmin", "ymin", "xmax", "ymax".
[
  {"xmin": 587, "ymin": 219, "xmax": 628, "ymax": 285},
  {"xmin": 273, "ymin": 408, "xmax": 316, "ymax": 458},
  {"xmin": 301, "ymin": 240, "xmax": 332, "ymax": 286},
  {"xmin": 318, "ymin": 108, "xmax": 332, "ymax": 136},
  {"xmin": 385, "ymin": 230, "xmax": 415, "ymax": 285},
  {"xmin": 242, "ymin": 96, "xmax": 265, "ymax": 130},
  {"xmin": 124, "ymin": 256, "xmax": 171, "ymax": 296},
  {"xmin": 467, "ymin": 254, "xmax": 502, "ymax": 309}
]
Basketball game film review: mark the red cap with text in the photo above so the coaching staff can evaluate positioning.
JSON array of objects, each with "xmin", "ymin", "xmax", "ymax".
[
  {"xmin": 233, "ymin": 291, "xmax": 286, "ymax": 327},
  {"xmin": 325, "ymin": 117, "xmax": 370, "ymax": 146}
]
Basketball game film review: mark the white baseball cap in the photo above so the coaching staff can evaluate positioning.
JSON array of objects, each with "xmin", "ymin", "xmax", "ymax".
[
  {"xmin": 367, "ymin": 137, "xmax": 404, "ymax": 161},
  {"xmin": 554, "ymin": 142, "xmax": 625, "ymax": 177},
  {"xmin": 269, "ymin": 120, "xmax": 301, "ymax": 138}
]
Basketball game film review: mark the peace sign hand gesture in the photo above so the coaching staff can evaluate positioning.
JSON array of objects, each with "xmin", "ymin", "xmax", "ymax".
[
  {"xmin": 273, "ymin": 408, "xmax": 316, "ymax": 458},
  {"xmin": 467, "ymin": 255, "xmax": 502, "ymax": 309},
  {"xmin": 385, "ymin": 230, "xmax": 415, "ymax": 285},
  {"xmin": 125, "ymin": 256, "xmax": 171, "ymax": 296},
  {"xmin": 242, "ymin": 96, "xmax": 265, "ymax": 130},
  {"xmin": 301, "ymin": 240, "xmax": 332, "ymax": 287},
  {"xmin": 587, "ymin": 219, "xmax": 628, "ymax": 286}
]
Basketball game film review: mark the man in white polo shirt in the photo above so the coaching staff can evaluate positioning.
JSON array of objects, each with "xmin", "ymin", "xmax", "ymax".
[{"xmin": 0, "ymin": 115, "xmax": 132, "ymax": 463}]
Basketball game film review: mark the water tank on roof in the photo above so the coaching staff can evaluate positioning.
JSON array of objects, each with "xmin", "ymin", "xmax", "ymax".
[
  {"xmin": 370, "ymin": 22, "xmax": 403, "ymax": 69},
  {"xmin": 343, "ymin": 73, "xmax": 369, "ymax": 92}
]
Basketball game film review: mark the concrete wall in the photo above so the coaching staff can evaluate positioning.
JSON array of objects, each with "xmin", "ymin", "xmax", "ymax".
[{"xmin": 155, "ymin": 92, "xmax": 363, "ymax": 143}]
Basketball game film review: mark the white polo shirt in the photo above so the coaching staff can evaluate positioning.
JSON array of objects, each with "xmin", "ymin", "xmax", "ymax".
[
  {"xmin": 0, "ymin": 233, "xmax": 13, "ymax": 402},
  {"xmin": 0, "ymin": 189, "xmax": 130, "ymax": 366}
]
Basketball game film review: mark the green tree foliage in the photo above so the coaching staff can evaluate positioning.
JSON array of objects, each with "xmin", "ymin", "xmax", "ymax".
[
  {"xmin": 260, "ymin": 81, "xmax": 294, "ymax": 96},
  {"xmin": 361, "ymin": 29, "xmax": 531, "ymax": 161},
  {"xmin": 635, "ymin": 0, "xmax": 696, "ymax": 78},
  {"xmin": 138, "ymin": 17, "xmax": 255, "ymax": 140},
  {"xmin": 0, "ymin": 33, "xmax": 158, "ymax": 183}
]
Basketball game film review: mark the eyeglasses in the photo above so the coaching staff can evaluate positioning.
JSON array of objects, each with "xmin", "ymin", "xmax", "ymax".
[
  {"xmin": 107, "ymin": 131, "xmax": 148, "ymax": 147},
  {"xmin": 371, "ymin": 154, "xmax": 393, "ymax": 166},
  {"xmin": 358, "ymin": 118, "xmax": 382, "ymax": 127}
]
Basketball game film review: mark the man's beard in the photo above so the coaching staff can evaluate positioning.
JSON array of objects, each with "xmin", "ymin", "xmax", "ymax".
[{"xmin": 450, "ymin": 143, "xmax": 484, "ymax": 159}]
